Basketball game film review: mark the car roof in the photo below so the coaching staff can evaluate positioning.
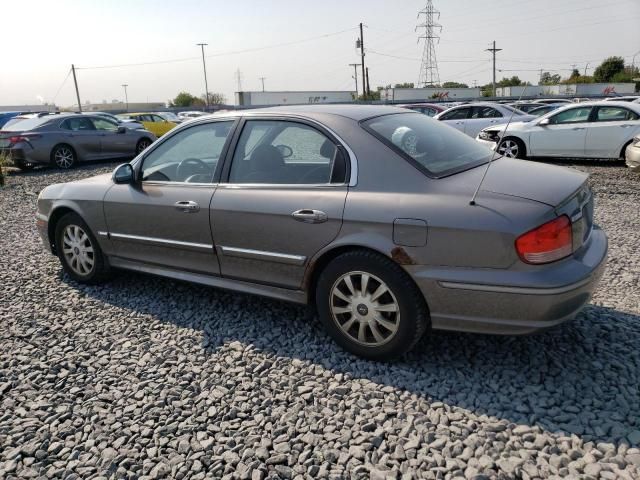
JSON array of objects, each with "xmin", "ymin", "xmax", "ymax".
[{"xmin": 230, "ymin": 104, "xmax": 411, "ymax": 121}]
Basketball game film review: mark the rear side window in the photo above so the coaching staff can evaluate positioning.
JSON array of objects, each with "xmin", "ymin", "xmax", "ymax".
[
  {"xmin": 595, "ymin": 107, "xmax": 638, "ymax": 122},
  {"xmin": 363, "ymin": 113, "xmax": 493, "ymax": 177},
  {"xmin": 2, "ymin": 116, "xmax": 52, "ymax": 131}
]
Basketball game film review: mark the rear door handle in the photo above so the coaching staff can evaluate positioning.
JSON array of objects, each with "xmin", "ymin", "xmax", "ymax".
[
  {"xmin": 292, "ymin": 209, "xmax": 328, "ymax": 224},
  {"xmin": 174, "ymin": 200, "xmax": 199, "ymax": 213}
]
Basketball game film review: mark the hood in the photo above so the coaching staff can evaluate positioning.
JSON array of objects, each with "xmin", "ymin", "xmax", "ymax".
[
  {"xmin": 454, "ymin": 157, "xmax": 587, "ymax": 207},
  {"xmin": 483, "ymin": 120, "xmax": 531, "ymax": 133}
]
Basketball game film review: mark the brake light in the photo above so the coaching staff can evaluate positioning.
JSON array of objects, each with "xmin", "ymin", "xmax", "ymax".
[
  {"xmin": 8, "ymin": 134, "xmax": 41, "ymax": 144},
  {"xmin": 515, "ymin": 215, "xmax": 573, "ymax": 264}
]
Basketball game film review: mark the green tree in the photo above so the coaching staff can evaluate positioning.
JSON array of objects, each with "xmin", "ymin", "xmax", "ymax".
[
  {"xmin": 539, "ymin": 72, "xmax": 561, "ymax": 85},
  {"xmin": 593, "ymin": 56, "xmax": 625, "ymax": 82},
  {"xmin": 201, "ymin": 92, "xmax": 227, "ymax": 105},
  {"xmin": 569, "ymin": 69, "xmax": 580, "ymax": 79},
  {"xmin": 394, "ymin": 82, "xmax": 415, "ymax": 88},
  {"xmin": 497, "ymin": 76, "xmax": 526, "ymax": 87},
  {"xmin": 442, "ymin": 81, "xmax": 469, "ymax": 88},
  {"xmin": 170, "ymin": 92, "xmax": 198, "ymax": 107}
]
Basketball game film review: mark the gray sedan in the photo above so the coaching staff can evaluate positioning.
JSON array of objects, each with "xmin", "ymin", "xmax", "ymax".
[
  {"xmin": 35, "ymin": 105, "xmax": 607, "ymax": 360},
  {"xmin": 0, "ymin": 113, "xmax": 155, "ymax": 170}
]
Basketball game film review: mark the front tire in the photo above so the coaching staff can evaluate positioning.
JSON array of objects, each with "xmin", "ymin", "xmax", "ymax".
[
  {"xmin": 497, "ymin": 137, "xmax": 526, "ymax": 159},
  {"xmin": 315, "ymin": 250, "xmax": 429, "ymax": 360},
  {"xmin": 136, "ymin": 138, "xmax": 152, "ymax": 155},
  {"xmin": 51, "ymin": 144, "xmax": 77, "ymax": 169},
  {"xmin": 54, "ymin": 213, "xmax": 110, "ymax": 283}
]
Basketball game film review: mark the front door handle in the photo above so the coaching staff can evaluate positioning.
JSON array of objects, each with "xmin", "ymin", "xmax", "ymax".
[
  {"xmin": 292, "ymin": 209, "xmax": 328, "ymax": 224},
  {"xmin": 174, "ymin": 200, "xmax": 200, "ymax": 213},
  {"xmin": 572, "ymin": 127, "xmax": 586, "ymax": 130}
]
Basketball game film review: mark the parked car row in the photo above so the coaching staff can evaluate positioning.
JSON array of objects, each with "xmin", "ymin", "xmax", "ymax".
[{"xmin": 0, "ymin": 113, "xmax": 156, "ymax": 170}]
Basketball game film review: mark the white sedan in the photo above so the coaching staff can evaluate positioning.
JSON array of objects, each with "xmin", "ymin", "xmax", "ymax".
[
  {"xmin": 476, "ymin": 101, "xmax": 640, "ymax": 160},
  {"xmin": 433, "ymin": 102, "xmax": 534, "ymax": 138}
]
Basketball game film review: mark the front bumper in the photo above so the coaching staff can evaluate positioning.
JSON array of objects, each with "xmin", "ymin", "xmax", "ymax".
[
  {"xmin": 625, "ymin": 143, "xmax": 640, "ymax": 172},
  {"xmin": 405, "ymin": 226, "xmax": 608, "ymax": 335},
  {"xmin": 476, "ymin": 137, "xmax": 498, "ymax": 150}
]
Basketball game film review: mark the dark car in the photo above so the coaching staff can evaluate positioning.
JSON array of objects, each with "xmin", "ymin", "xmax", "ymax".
[
  {"xmin": 0, "ymin": 114, "xmax": 156, "ymax": 170},
  {"xmin": 36, "ymin": 105, "xmax": 607, "ymax": 360}
]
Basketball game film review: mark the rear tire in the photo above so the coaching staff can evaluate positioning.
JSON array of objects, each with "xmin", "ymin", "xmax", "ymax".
[
  {"xmin": 315, "ymin": 250, "xmax": 429, "ymax": 360},
  {"xmin": 51, "ymin": 144, "xmax": 77, "ymax": 169},
  {"xmin": 54, "ymin": 212, "xmax": 110, "ymax": 284},
  {"xmin": 497, "ymin": 137, "xmax": 526, "ymax": 159}
]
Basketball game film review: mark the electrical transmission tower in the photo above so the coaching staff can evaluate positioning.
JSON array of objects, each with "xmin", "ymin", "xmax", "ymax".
[{"xmin": 416, "ymin": 0, "xmax": 442, "ymax": 88}]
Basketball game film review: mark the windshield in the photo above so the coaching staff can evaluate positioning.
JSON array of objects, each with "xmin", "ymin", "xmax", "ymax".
[
  {"xmin": 501, "ymin": 105, "xmax": 527, "ymax": 115},
  {"xmin": 160, "ymin": 112, "xmax": 179, "ymax": 121},
  {"xmin": 362, "ymin": 113, "xmax": 494, "ymax": 177}
]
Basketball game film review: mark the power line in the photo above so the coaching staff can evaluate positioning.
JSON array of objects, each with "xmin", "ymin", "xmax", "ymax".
[
  {"xmin": 77, "ymin": 27, "xmax": 358, "ymax": 70},
  {"xmin": 50, "ymin": 68, "xmax": 72, "ymax": 106},
  {"xmin": 416, "ymin": 0, "xmax": 441, "ymax": 87}
]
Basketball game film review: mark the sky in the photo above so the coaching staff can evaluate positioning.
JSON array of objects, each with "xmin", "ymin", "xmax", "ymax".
[{"xmin": 1, "ymin": 0, "xmax": 639, "ymax": 107}]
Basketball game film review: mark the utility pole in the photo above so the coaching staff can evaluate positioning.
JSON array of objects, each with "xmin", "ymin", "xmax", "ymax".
[
  {"xmin": 539, "ymin": 69, "xmax": 543, "ymax": 84},
  {"xmin": 121, "ymin": 84, "xmax": 129, "ymax": 112},
  {"xmin": 71, "ymin": 64, "xmax": 82, "ymax": 112},
  {"xmin": 417, "ymin": 0, "xmax": 442, "ymax": 88},
  {"xmin": 486, "ymin": 41, "xmax": 502, "ymax": 97},
  {"xmin": 359, "ymin": 23, "xmax": 367, "ymax": 98},
  {"xmin": 259, "ymin": 77, "xmax": 266, "ymax": 92},
  {"xmin": 349, "ymin": 63, "xmax": 361, "ymax": 99},
  {"xmin": 235, "ymin": 68, "xmax": 243, "ymax": 92},
  {"xmin": 196, "ymin": 43, "xmax": 210, "ymax": 109},
  {"xmin": 365, "ymin": 67, "xmax": 371, "ymax": 99}
]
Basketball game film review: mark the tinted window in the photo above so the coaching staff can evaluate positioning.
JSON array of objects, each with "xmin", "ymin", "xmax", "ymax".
[
  {"xmin": 151, "ymin": 114, "xmax": 166, "ymax": 122},
  {"xmin": 440, "ymin": 107, "xmax": 470, "ymax": 120},
  {"xmin": 595, "ymin": 106, "xmax": 638, "ymax": 122},
  {"xmin": 140, "ymin": 121, "xmax": 233, "ymax": 183},
  {"xmin": 363, "ymin": 113, "xmax": 493, "ymax": 177},
  {"xmin": 229, "ymin": 120, "xmax": 342, "ymax": 184},
  {"xmin": 550, "ymin": 107, "xmax": 592, "ymax": 124},
  {"xmin": 91, "ymin": 117, "xmax": 118, "ymax": 131},
  {"xmin": 61, "ymin": 117, "xmax": 96, "ymax": 131},
  {"xmin": 472, "ymin": 106, "xmax": 502, "ymax": 119}
]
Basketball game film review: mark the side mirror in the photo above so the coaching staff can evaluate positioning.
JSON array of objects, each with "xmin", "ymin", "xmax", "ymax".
[
  {"xmin": 538, "ymin": 118, "xmax": 550, "ymax": 126},
  {"xmin": 117, "ymin": 126, "xmax": 127, "ymax": 134},
  {"xmin": 112, "ymin": 163, "xmax": 134, "ymax": 184}
]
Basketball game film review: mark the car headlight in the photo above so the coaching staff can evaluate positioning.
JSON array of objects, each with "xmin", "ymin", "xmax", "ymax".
[
  {"xmin": 634, "ymin": 136, "xmax": 640, "ymax": 147},
  {"xmin": 478, "ymin": 130, "xmax": 499, "ymax": 141}
]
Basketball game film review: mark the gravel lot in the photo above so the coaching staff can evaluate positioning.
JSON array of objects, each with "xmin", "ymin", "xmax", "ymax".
[{"xmin": 1, "ymin": 160, "xmax": 639, "ymax": 479}]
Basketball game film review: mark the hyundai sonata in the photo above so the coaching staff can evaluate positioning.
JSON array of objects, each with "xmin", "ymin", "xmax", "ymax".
[{"xmin": 36, "ymin": 105, "xmax": 607, "ymax": 360}]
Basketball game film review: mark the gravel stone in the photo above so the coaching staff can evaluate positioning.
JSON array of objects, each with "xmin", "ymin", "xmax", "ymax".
[{"xmin": 0, "ymin": 161, "xmax": 639, "ymax": 479}]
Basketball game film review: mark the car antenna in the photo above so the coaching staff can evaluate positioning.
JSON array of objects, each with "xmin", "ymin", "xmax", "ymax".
[{"xmin": 469, "ymin": 85, "xmax": 528, "ymax": 206}]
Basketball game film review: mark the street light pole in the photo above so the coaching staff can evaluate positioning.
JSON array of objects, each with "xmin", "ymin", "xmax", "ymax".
[
  {"xmin": 196, "ymin": 43, "xmax": 210, "ymax": 110},
  {"xmin": 121, "ymin": 84, "xmax": 129, "ymax": 112}
]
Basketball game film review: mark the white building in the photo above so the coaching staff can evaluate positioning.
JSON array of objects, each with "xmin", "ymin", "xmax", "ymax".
[
  {"xmin": 235, "ymin": 91, "xmax": 354, "ymax": 106},
  {"xmin": 496, "ymin": 83, "xmax": 636, "ymax": 97}
]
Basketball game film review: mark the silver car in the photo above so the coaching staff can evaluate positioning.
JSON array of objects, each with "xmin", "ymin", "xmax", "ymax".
[
  {"xmin": 36, "ymin": 105, "xmax": 607, "ymax": 360},
  {"xmin": 0, "ymin": 113, "xmax": 155, "ymax": 170}
]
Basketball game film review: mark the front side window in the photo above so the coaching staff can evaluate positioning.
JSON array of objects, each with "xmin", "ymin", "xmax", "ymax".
[
  {"xmin": 140, "ymin": 121, "xmax": 233, "ymax": 183},
  {"xmin": 363, "ymin": 113, "xmax": 493, "ymax": 177},
  {"xmin": 228, "ymin": 120, "xmax": 344, "ymax": 184},
  {"xmin": 91, "ymin": 117, "xmax": 118, "ymax": 131},
  {"xmin": 151, "ymin": 114, "xmax": 166, "ymax": 123},
  {"xmin": 440, "ymin": 107, "xmax": 470, "ymax": 121},
  {"xmin": 549, "ymin": 107, "xmax": 592, "ymax": 124},
  {"xmin": 595, "ymin": 106, "xmax": 638, "ymax": 122}
]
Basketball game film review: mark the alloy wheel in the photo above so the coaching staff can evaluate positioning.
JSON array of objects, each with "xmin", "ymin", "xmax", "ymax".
[
  {"xmin": 498, "ymin": 139, "xmax": 519, "ymax": 158},
  {"xmin": 61, "ymin": 224, "xmax": 94, "ymax": 276},
  {"xmin": 54, "ymin": 147, "xmax": 74, "ymax": 168},
  {"xmin": 137, "ymin": 139, "xmax": 151, "ymax": 154},
  {"xmin": 330, "ymin": 271, "xmax": 400, "ymax": 347}
]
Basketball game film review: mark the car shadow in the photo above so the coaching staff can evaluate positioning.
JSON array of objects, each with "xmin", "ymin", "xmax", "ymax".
[{"xmin": 63, "ymin": 269, "xmax": 640, "ymax": 446}]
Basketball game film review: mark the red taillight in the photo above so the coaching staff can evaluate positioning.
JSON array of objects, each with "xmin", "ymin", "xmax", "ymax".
[
  {"xmin": 515, "ymin": 215, "xmax": 573, "ymax": 264},
  {"xmin": 8, "ymin": 134, "xmax": 40, "ymax": 144}
]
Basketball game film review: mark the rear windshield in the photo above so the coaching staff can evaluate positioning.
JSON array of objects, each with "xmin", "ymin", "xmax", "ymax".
[
  {"xmin": 2, "ymin": 116, "xmax": 52, "ymax": 131},
  {"xmin": 362, "ymin": 113, "xmax": 494, "ymax": 177}
]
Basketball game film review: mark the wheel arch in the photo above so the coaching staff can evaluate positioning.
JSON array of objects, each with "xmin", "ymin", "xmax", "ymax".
[
  {"xmin": 619, "ymin": 139, "xmax": 634, "ymax": 159},
  {"xmin": 47, "ymin": 206, "xmax": 80, "ymax": 254},
  {"xmin": 500, "ymin": 135, "xmax": 527, "ymax": 157}
]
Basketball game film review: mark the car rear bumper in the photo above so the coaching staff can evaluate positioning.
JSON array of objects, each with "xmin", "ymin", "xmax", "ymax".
[
  {"xmin": 625, "ymin": 143, "xmax": 640, "ymax": 171},
  {"xmin": 0, "ymin": 146, "xmax": 47, "ymax": 165},
  {"xmin": 405, "ymin": 226, "xmax": 608, "ymax": 334}
]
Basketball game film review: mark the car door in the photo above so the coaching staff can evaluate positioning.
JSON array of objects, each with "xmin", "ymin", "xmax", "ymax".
[
  {"xmin": 102, "ymin": 120, "xmax": 236, "ymax": 275},
  {"xmin": 584, "ymin": 106, "xmax": 640, "ymax": 158},
  {"xmin": 465, "ymin": 106, "xmax": 503, "ymax": 138},
  {"xmin": 150, "ymin": 114, "xmax": 175, "ymax": 136},
  {"xmin": 437, "ymin": 107, "xmax": 471, "ymax": 133},
  {"xmin": 211, "ymin": 118, "xmax": 349, "ymax": 289},
  {"xmin": 89, "ymin": 117, "xmax": 132, "ymax": 157},
  {"xmin": 59, "ymin": 117, "xmax": 102, "ymax": 159},
  {"xmin": 528, "ymin": 106, "xmax": 592, "ymax": 157}
]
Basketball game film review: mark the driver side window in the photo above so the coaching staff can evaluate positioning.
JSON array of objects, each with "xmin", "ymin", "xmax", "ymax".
[{"xmin": 140, "ymin": 121, "xmax": 233, "ymax": 183}]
